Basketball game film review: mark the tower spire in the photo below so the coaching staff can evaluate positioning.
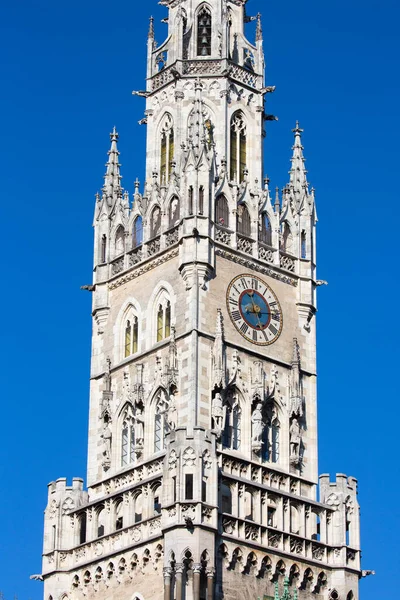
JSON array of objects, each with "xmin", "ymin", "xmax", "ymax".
[
  {"xmin": 289, "ymin": 121, "xmax": 308, "ymax": 192},
  {"xmin": 148, "ymin": 16, "xmax": 154, "ymax": 40},
  {"xmin": 103, "ymin": 126, "xmax": 122, "ymax": 201}
]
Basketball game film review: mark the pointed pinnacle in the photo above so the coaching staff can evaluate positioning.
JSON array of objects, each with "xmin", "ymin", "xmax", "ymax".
[
  {"xmin": 256, "ymin": 13, "xmax": 263, "ymax": 42},
  {"xmin": 110, "ymin": 126, "xmax": 119, "ymax": 142},
  {"xmin": 148, "ymin": 16, "xmax": 155, "ymax": 39}
]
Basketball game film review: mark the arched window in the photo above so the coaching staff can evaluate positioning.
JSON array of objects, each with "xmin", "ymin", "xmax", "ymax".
[
  {"xmin": 261, "ymin": 415, "xmax": 280, "ymax": 464},
  {"xmin": 157, "ymin": 300, "xmax": 171, "ymax": 342},
  {"xmin": 115, "ymin": 500, "xmax": 123, "ymax": 530},
  {"xmin": 97, "ymin": 507, "xmax": 106, "ymax": 537},
  {"xmin": 115, "ymin": 226, "xmax": 125, "ymax": 256},
  {"xmin": 301, "ymin": 230, "xmax": 307, "ymax": 259},
  {"xmin": 132, "ymin": 216, "xmax": 143, "ymax": 248},
  {"xmin": 150, "ymin": 206, "xmax": 161, "ymax": 238},
  {"xmin": 169, "ymin": 196, "xmax": 180, "ymax": 227},
  {"xmin": 237, "ymin": 204, "xmax": 251, "ymax": 237},
  {"xmin": 197, "ymin": 6, "xmax": 212, "ymax": 56},
  {"xmin": 244, "ymin": 491, "xmax": 254, "ymax": 521},
  {"xmin": 121, "ymin": 404, "xmax": 135, "ymax": 467},
  {"xmin": 101, "ymin": 234, "xmax": 107, "ymax": 263},
  {"xmin": 188, "ymin": 186, "xmax": 194, "ymax": 215},
  {"xmin": 160, "ymin": 114, "xmax": 174, "ymax": 184},
  {"xmin": 199, "ymin": 186, "xmax": 204, "ymax": 214},
  {"xmin": 346, "ymin": 593, "xmax": 354, "ymax": 600},
  {"xmin": 223, "ymin": 399, "xmax": 241, "ymax": 451},
  {"xmin": 215, "ymin": 194, "xmax": 229, "ymax": 227},
  {"xmin": 230, "ymin": 112, "xmax": 247, "ymax": 182},
  {"xmin": 260, "ymin": 213, "xmax": 272, "ymax": 246},
  {"xmin": 272, "ymin": 419, "xmax": 280, "ymax": 463},
  {"xmin": 124, "ymin": 317, "xmax": 138, "ymax": 358},
  {"xmin": 79, "ymin": 512, "xmax": 87, "ymax": 545},
  {"xmin": 281, "ymin": 222, "xmax": 293, "ymax": 254},
  {"xmin": 154, "ymin": 391, "xmax": 169, "ymax": 452},
  {"xmin": 221, "ymin": 483, "xmax": 232, "ymax": 514}
]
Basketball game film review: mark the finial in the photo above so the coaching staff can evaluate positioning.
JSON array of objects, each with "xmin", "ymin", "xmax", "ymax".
[
  {"xmin": 110, "ymin": 126, "xmax": 119, "ymax": 142},
  {"xmin": 148, "ymin": 16, "xmax": 154, "ymax": 39},
  {"xmin": 134, "ymin": 178, "xmax": 140, "ymax": 192},
  {"xmin": 274, "ymin": 187, "xmax": 280, "ymax": 210},
  {"xmin": 256, "ymin": 13, "xmax": 263, "ymax": 42},
  {"xmin": 264, "ymin": 175, "xmax": 270, "ymax": 188}
]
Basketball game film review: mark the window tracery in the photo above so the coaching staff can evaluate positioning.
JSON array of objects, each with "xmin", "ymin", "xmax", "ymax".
[
  {"xmin": 197, "ymin": 6, "xmax": 212, "ymax": 56},
  {"xmin": 160, "ymin": 114, "xmax": 174, "ymax": 184},
  {"xmin": 230, "ymin": 112, "xmax": 247, "ymax": 182},
  {"xmin": 154, "ymin": 390, "xmax": 170, "ymax": 453},
  {"xmin": 157, "ymin": 299, "xmax": 171, "ymax": 342},
  {"xmin": 124, "ymin": 317, "xmax": 138, "ymax": 358}
]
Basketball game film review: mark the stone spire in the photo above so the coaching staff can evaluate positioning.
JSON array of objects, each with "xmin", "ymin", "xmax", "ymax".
[
  {"xmin": 102, "ymin": 127, "xmax": 122, "ymax": 201},
  {"xmin": 289, "ymin": 121, "xmax": 308, "ymax": 192},
  {"xmin": 256, "ymin": 13, "xmax": 263, "ymax": 42},
  {"xmin": 148, "ymin": 16, "xmax": 154, "ymax": 40}
]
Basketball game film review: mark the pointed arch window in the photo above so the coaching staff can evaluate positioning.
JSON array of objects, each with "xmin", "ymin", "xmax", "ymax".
[
  {"xmin": 154, "ymin": 391, "xmax": 170, "ymax": 453},
  {"xmin": 197, "ymin": 6, "xmax": 212, "ymax": 56},
  {"xmin": 115, "ymin": 226, "xmax": 125, "ymax": 256},
  {"xmin": 101, "ymin": 234, "xmax": 107, "ymax": 264},
  {"xmin": 124, "ymin": 317, "xmax": 138, "ymax": 358},
  {"xmin": 215, "ymin": 194, "xmax": 229, "ymax": 227},
  {"xmin": 151, "ymin": 206, "xmax": 161, "ymax": 238},
  {"xmin": 199, "ymin": 186, "xmax": 204, "ymax": 214},
  {"xmin": 169, "ymin": 196, "xmax": 180, "ymax": 228},
  {"xmin": 121, "ymin": 405, "xmax": 135, "ymax": 467},
  {"xmin": 188, "ymin": 186, "xmax": 194, "ymax": 215},
  {"xmin": 230, "ymin": 112, "xmax": 247, "ymax": 182},
  {"xmin": 157, "ymin": 299, "xmax": 171, "ymax": 342},
  {"xmin": 132, "ymin": 216, "xmax": 143, "ymax": 248},
  {"xmin": 237, "ymin": 204, "xmax": 251, "ymax": 237},
  {"xmin": 260, "ymin": 213, "xmax": 272, "ymax": 246},
  {"xmin": 301, "ymin": 230, "xmax": 307, "ymax": 259},
  {"xmin": 223, "ymin": 398, "xmax": 241, "ymax": 451},
  {"xmin": 160, "ymin": 114, "xmax": 174, "ymax": 184},
  {"xmin": 281, "ymin": 222, "xmax": 294, "ymax": 254},
  {"xmin": 261, "ymin": 415, "xmax": 280, "ymax": 464}
]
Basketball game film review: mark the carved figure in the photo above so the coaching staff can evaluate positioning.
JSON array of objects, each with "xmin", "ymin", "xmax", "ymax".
[
  {"xmin": 134, "ymin": 408, "xmax": 145, "ymax": 447},
  {"xmin": 290, "ymin": 418, "xmax": 301, "ymax": 459},
  {"xmin": 212, "ymin": 392, "xmax": 224, "ymax": 431},
  {"xmin": 168, "ymin": 390, "xmax": 178, "ymax": 431},
  {"xmin": 252, "ymin": 402, "xmax": 264, "ymax": 443},
  {"xmin": 101, "ymin": 424, "xmax": 112, "ymax": 460}
]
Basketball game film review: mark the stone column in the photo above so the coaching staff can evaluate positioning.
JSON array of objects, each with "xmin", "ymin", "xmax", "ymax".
[
  {"xmin": 207, "ymin": 568, "xmax": 216, "ymax": 600},
  {"xmin": 163, "ymin": 567, "xmax": 173, "ymax": 600},
  {"xmin": 175, "ymin": 563, "xmax": 184, "ymax": 600},
  {"xmin": 193, "ymin": 564, "xmax": 202, "ymax": 600}
]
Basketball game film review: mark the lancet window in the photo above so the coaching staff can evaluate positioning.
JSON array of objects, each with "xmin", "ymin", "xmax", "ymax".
[
  {"xmin": 115, "ymin": 226, "xmax": 125, "ymax": 256},
  {"xmin": 160, "ymin": 114, "xmax": 174, "ymax": 184},
  {"xmin": 237, "ymin": 204, "xmax": 251, "ymax": 237},
  {"xmin": 154, "ymin": 391, "xmax": 170, "ymax": 453},
  {"xmin": 157, "ymin": 300, "xmax": 171, "ymax": 342},
  {"xmin": 132, "ymin": 216, "xmax": 143, "ymax": 248},
  {"xmin": 260, "ymin": 213, "xmax": 272, "ymax": 246},
  {"xmin": 150, "ymin": 206, "xmax": 161, "ymax": 239},
  {"xmin": 121, "ymin": 405, "xmax": 135, "ymax": 467},
  {"xmin": 101, "ymin": 234, "xmax": 107, "ymax": 264},
  {"xmin": 215, "ymin": 195, "xmax": 229, "ymax": 227},
  {"xmin": 281, "ymin": 222, "xmax": 294, "ymax": 254},
  {"xmin": 230, "ymin": 112, "xmax": 247, "ymax": 182},
  {"xmin": 223, "ymin": 396, "xmax": 241, "ymax": 451},
  {"xmin": 169, "ymin": 196, "xmax": 180, "ymax": 228},
  {"xmin": 124, "ymin": 317, "xmax": 138, "ymax": 358},
  {"xmin": 197, "ymin": 6, "xmax": 212, "ymax": 56},
  {"xmin": 261, "ymin": 417, "xmax": 280, "ymax": 464},
  {"xmin": 301, "ymin": 230, "xmax": 307, "ymax": 259}
]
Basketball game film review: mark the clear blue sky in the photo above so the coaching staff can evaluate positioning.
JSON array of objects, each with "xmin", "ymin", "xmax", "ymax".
[{"xmin": 0, "ymin": 0, "xmax": 398, "ymax": 597}]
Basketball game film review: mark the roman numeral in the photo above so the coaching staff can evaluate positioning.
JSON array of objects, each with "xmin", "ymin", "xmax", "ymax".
[
  {"xmin": 240, "ymin": 278, "xmax": 248, "ymax": 290},
  {"xmin": 252, "ymin": 278, "xmax": 258, "ymax": 291},
  {"xmin": 240, "ymin": 323, "xmax": 249, "ymax": 334},
  {"xmin": 229, "ymin": 298, "xmax": 238, "ymax": 306},
  {"xmin": 232, "ymin": 310, "xmax": 241, "ymax": 321},
  {"xmin": 253, "ymin": 330, "xmax": 258, "ymax": 342},
  {"xmin": 269, "ymin": 324, "xmax": 278, "ymax": 336},
  {"xmin": 272, "ymin": 312, "xmax": 281, "ymax": 322},
  {"xmin": 233, "ymin": 286, "xmax": 241, "ymax": 296}
]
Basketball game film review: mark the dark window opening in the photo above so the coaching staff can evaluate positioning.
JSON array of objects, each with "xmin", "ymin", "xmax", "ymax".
[
  {"xmin": 97, "ymin": 524, "xmax": 105, "ymax": 537},
  {"xmin": 116, "ymin": 517, "xmax": 123, "ymax": 531},
  {"xmin": 185, "ymin": 474, "xmax": 194, "ymax": 500},
  {"xmin": 154, "ymin": 496, "xmax": 162, "ymax": 515},
  {"xmin": 202, "ymin": 479, "xmax": 207, "ymax": 503},
  {"xmin": 79, "ymin": 514, "xmax": 87, "ymax": 544}
]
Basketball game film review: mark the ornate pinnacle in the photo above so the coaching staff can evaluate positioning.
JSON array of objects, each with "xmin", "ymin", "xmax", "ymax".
[
  {"xmin": 288, "ymin": 121, "xmax": 308, "ymax": 192},
  {"xmin": 148, "ymin": 16, "xmax": 155, "ymax": 39},
  {"xmin": 256, "ymin": 13, "xmax": 263, "ymax": 42},
  {"xmin": 102, "ymin": 127, "xmax": 122, "ymax": 200}
]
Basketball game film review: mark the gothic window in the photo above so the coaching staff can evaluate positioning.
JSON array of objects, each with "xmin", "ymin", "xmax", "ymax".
[
  {"xmin": 134, "ymin": 493, "xmax": 143, "ymax": 523},
  {"xmin": 157, "ymin": 300, "xmax": 171, "ymax": 342},
  {"xmin": 223, "ymin": 401, "xmax": 241, "ymax": 451},
  {"xmin": 221, "ymin": 483, "xmax": 233, "ymax": 514},
  {"xmin": 188, "ymin": 186, "xmax": 194, "ymax": 215},
  {"xmin": 281, "ymin": 222, "xmax": 293, "ymax": 254},
  {"xmin": 169, "ymin": 196, "xmax": 180, "ymax": 228},
  {"xmin": 115, "ymin": 226, "xmax": 125, "ymax": 256},
  {"xmin": 160, "ymin": 114, "xmax": 174, "ymax": 184},
  {"xmin": 79, "ymin": 512, "xmax": 87, "ymax": 545},
  {"xmin": 272, "ymin": 419, "xmax": 280, "ymax": 463},
  {"xmin": 124, "ymin": 317, "xmax": 138, "ymax": 358},
  {"xmin": 97, "ymin": 507, "xmax": 106, "ymax": 537},
  {"xmin": 185, "ymin": 474, "xmax": 194, "ymax": 500},
  {"xmin": 197, "ymin": 6, "xmax": 212, "ymax": 56},
  {"xmin": 154, "ymin": 391, "xmax": 169, "ymax": 452},
  {"xmin": 244, "ymin": 491, "xmax": 254, "ymax": 521},
  {"xmin": 199, "ymin": 186, "xmax": 204, "ymax": 214},
  {"xmin": 301, "ymin": 230, "xmax": 307, "ymax": 259},
  {"xmin": 153, "ymin": 489, "xmax": 162, "ymax": 515},
  {"xmin": 150, "ymin": 206, "xmax": 161, "ymax": 238},
  {"xmin": 261, "ymin": 416, "xmax": 280, "ymax": 464},
  {"xmin": 346, "ymin": 593, "xmax": 354, "ymax": 600},
  {"xmin": 121, "ymin": 405, "xmax": 135, "ymax": 467},
  {"xmin": 215, "ymin": 194, "xmax": 229, "ymax": 227},
  {"xmin": 230, "ymin": 112, "xmax": 247, "ymax": 182},
  {"xmin": 260, "ymin": 213, "xmax": 272, "ymax": 246},
  {"xmin": 115, "ymin": 500, "xmax": 123, "ymax": 530},
  {"xmin": 132, "ymin": 216, "xmax": 143, "ymax": 248},
  {"xmin": 101, "ymin": 234, "xmax": 107, "ymax": 263},
  {"xmin": 237, "ymin": 204, "xmax": 251, "ymax": 237}
]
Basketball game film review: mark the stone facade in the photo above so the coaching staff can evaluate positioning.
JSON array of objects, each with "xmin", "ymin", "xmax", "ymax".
[{"xmin": 41, "ymin": 1, "xmax": 362, "ymax": 599}]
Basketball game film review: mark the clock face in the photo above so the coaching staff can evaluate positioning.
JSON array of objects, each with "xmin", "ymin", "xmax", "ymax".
[{"xmin": 226, "ymin": 274, "xmax": 283, "ymax": 346}]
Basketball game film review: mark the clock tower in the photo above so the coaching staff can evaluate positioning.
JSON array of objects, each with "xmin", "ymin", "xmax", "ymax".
[{"xmin": 41, "ymin": 1, "xmax": 363, "ymax": 599}]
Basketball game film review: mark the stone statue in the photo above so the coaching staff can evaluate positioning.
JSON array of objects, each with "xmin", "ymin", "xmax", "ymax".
[
  {"xmin": 251, "ymin": 403, "xmax": 264, "ymax": 444},
  {"xmin": 212, "ymin": 392, "xmax": 224, "ymax": 431},
  {"xmin": 134, "ymin": 408, "xmax": 145, "ymax": 447},
  {"xmin": 101, "ymin": 424, "xmax": 112, "ymax": 460},
  {"xmin": 290, "ymin": 418, "xmax": 301, "ymax": 459},
  {"xmin": 168, "ymin": 391, "xmax": 178, "ymax": 431}
]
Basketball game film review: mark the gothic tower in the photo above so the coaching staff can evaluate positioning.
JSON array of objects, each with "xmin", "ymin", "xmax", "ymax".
[{"xmin": 41, "ymin": 1, "xmax": 362, "ymax": 600}]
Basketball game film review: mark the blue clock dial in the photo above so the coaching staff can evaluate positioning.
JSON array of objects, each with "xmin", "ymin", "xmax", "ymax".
[{"xmin": 227, "ymin": 274, "xmax": 283, "ymax": 346}]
